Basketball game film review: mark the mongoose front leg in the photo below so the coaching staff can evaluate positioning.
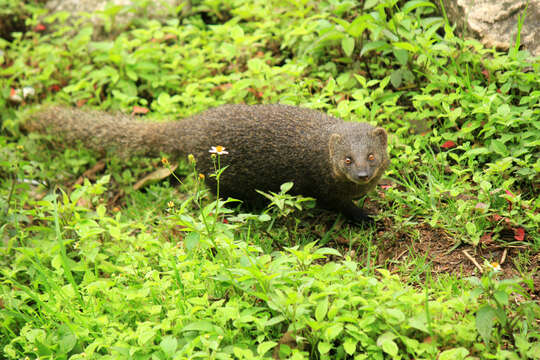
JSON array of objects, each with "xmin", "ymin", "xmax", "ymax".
[{"xmin": 338, "ymin": 201, "xmax": 375, "ymax": 225}]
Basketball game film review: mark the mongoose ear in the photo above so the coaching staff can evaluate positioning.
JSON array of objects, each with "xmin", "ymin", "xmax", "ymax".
[
  {"xmin": 328, "ymin": 133, "xmax": 342, "ymax": 157},
  {"xmin": 373, "ymin": 127, "xmax": 387, "ymax": 147}
]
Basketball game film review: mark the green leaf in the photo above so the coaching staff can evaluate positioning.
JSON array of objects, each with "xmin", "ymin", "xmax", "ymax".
[
  {"xmin": 314, "ymin": 247, "xmax": 342, "ymax": 257},
  {"xmin": 137, "ymin": 324, "xmax": 156, "ymax": 346},
  {"xmin": 59, "ymin": 333, "xmax": 77, "ymax": 353},
  {"xmin": 280, "ymin": 182, "xmax": 294, "ymax": 193},
  {"xmin": 257, "ymin": 341, "xmax": 277, "ymax": 356},
  {"xmin": 393, "ymin": 48, "xmax": 409, "ymax": 65},
  {"xmin": 51, "ymin": 254, "xmax": 62, "ymax": 271},
  {"xmin": 347, "ymin": 15, "xmax": 369, "ymax": 38},
  {"xmin": 157, "ymin": 92, "xmax": 171, "ymax": 106},
  {"xmin": 493, "ymin": 290, "xmax": 509, "ymax": 306},
  {"xmin": 324, "ymin": 323, "xmax": 343, "ymax": 340},
  {"xmin": 497, "ymin": 104, "xmax": 511, "ymax": 117},
  {"xmin": 364, "ymin": 0, "xmax": 379, "ymax": 10},
  {"xmin": 318, "ymin": 341, "xmax": 332, "ymax": 354},
  {"xmin": 490, "ymin": 140, "xmax": 508, "ymax": 156},
  {"xmin": 390, "ymin": 69, "xmax": 402, "ymax": 88},
  {"xmin": 409, "ymin": 314, "xmax": 429, "ymax": 333},
  {"xmin": 376, "ymin": 332, "xmax": 398, "ymax": 357},
  {"xmin": 493, "ymin": 307, "xmax": 507, "ymax": 325},
  {"xmin": 185, "ymin": 232, "xmax": 200, "ymax": 251},
  {"xmin": 265, "ymin": 315, "xmax": 285, "ymax": 327},
  {"xmin": 402, "ymin": 1, "xmax": 436, "ymax": 14},
  {"xmin": 360, "ymin": 41, "xmax": 390, "ymax": 56},
  {"xmin": 465, "ymin": 222, "xmax": 477, "ymax": 236},
  {"xmin": 465, "ymin": 147, "xmax": 490, "ymax": 157},
  {"xmin": 384, "ymin": 308, "xmax": 405, "ymax": 323},
  {"xmin": 333, "ymin": 18, "xmax": 351, "ymax": 30},
  {"xmin": 182, "ymin": 320, "xmax": 218, "ymax": 333},
  {"xmin": 160, "ymin": 336, "xmax": 178, "ymax": 357},
  {"xmin": 439, "ymin": 347, "xmax": 469, "ymax": 360},
  {"xmin": 233, "ymin": 347, "xmax": 253, "ymax": 358},
  {"xmin": 343, "ymin": 337, "xmax": 357, "ymax": 355},
  {"xmin": 476, "ymin": 305, "xmax": 496, "ymax": 344},
  {"xmin": 258, "ymin": 213, "xmax": 272, "ymax": 222},
  {"xmin": 315, "ymin": 297, "xmax": 329, "ymax": 321},
  {"xmin": 449, "ymin": 107, "xmax": 463, "ymax": 123},
  {"xmin": 342, "ymin": 36, "xmax": 355, "ymax": 57},
  {"xmin": 527, "ymin": 342, "xmax": 540, "ymax": 359},
  {"xmin": 393, "ymin": 41, "xmax": 417, "ymax": 53}
]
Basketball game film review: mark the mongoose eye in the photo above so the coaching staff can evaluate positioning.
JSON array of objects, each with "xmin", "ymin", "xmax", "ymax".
[
  {"xmin": 368, "ymin": 154, "xmax": 375, "ymax": 161},
  {"xmin": 344, "ymin": 157, "xmax": 352, "ymax": 165}
]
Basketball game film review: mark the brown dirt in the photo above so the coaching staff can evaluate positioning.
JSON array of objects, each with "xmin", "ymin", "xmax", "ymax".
[{"xmin": 373, "ymin": 219, "xmax": 539, "ymax": 301}]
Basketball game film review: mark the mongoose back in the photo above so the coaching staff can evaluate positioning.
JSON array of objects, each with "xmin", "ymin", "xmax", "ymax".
[{"xmin": 26, "ymin": 104, "xmax": 389, "ymax": 222}]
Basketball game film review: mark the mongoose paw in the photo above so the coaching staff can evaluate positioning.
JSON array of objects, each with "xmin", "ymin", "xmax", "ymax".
[{"xmin": 343, "ymin": 206, "xmax": 375, "ymax": 226}]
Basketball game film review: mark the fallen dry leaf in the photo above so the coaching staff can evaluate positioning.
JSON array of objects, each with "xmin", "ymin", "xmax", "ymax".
[{"xmin": 133, "ymin": 163, "xmax": 178, "ymax": 190}]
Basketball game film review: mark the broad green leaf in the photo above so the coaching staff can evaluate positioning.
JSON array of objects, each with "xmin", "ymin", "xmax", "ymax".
[
  {"xmin": 360, "ymin": 41, "xmax": 390, "ymax": 56},
  {"xmin": 318, "ymin": 341, "xmax": 332, "ymax": 354},
  {"xmin": 390, "ymin": 69, "xmax": 402, "ymax": 88},
  {"xmin": 402, "ymin": 1, "xmax": 436, "ymax": 14},
  {"xmin": 137, "ymin": 324, "xmax": 156, "ymax": 346},
  {"xmin": 393, "ymin": 48, "xmax": 409, "ymax": 65},
  {"xmin": 315, "ymin": 296, "xmax": 329, "ymax": 321},
  {"xmin": 258, "ymin": 213, "xmax": 271, "ymax": 222},
  {"xmin": 333, "ymin": 18, "xmax": 351, "ymax": 30},
  {"xmin": 385, "ymin": 308, "xmax": 405, "ymax": 323},
  {"xmin": 409, "ymin": 314, "xmax": 429, "ymax": 333},
  {"xmin": 185, "ymin": 232, "xmax": 200, "ymax": 251},
  {"xmin": 364, "ymin": 0, "xmax": 379, "ymax": 10},
  {"xmin": 439, "ymin": 347, "xmax": 469, "ymax": 360},
  {"xmin": 493, "ymin": 290, "xmax": 509, "ymax": 306},
  {"xmin": 314, "ymin": 247, "xmax": 342, "ymax": 257},
  {"xmin": 265, "ymin": 315, "xmax": 285, "ymax": 326},
  {"xmin": 280, "ymin": 182, "xmax": 294, "ymax": 193},
  {"xmin": 465, "ymin": 222, "xmax": 477, "ymax": 236},
  {"xmin": 393, "ymin": 42, "xmax": 417, "ymax": 54},
  {"xmin": 182, "ymin": 320, "xmax": 218, "ymax": 332},
  {"xmin": 342, "ymin": 36, "xmax": 355, "ymax": 57},
  {"xmin": 343, "ymin": 337, "xmax": 357, "ymax": 355},
  {"xmin": 476, "ymin": 305, "xmax": 496, "ymax": 344},
  {"xmin": 465, "ymin": 147, "xmax": 489, "ymax": 156},
  {"xmin": 160, "ymin": 336, "xmax": 178, "ymax": 357},
  {"xmin": 233, "ymin": 347, "xmax": 253, "ymax": 358},
  {"xmin": 497, "ymin": 104, "xmax": 511, "ymax": 117},
  {"xmin": 376, "ymin": 332, "xmax": 398, "ymax": 357},
  {"xmin": 490, "ymin": 140, "xmax": 508, "ymax": 156},
  {"xmin": 59, "ymin": 334, "xmax": 77, "ymax": 353},
  {"xmin": 527, "ymin": 342, "xmax": 540, "ymax": 359},
  {"xmin": 257, "ymin": 341, "xmax": 277, "ymax": 356},
  {"xmin": 449, "ymin": 107, "xmax": 463, "ymax": 122},
  {"xmin": 348, "ymin": 15, "xmax": 369, "ymax": 37},
  {"xmin": 248, "ymin": 58, "xmax": 265, "ymax": 72},
  {"xmin": 324, "ymin": 323, "xmax": 343, "ymax": 340}
]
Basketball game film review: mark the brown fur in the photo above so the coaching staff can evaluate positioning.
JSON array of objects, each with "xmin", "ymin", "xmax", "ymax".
[{"xmin": 26, "ymin": 104, "xmax": 389, "ymax": 222}]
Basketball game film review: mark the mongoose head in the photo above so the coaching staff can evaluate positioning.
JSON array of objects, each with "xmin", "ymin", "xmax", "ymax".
[{"xmin": 329, "ymin": 124, "xmax": 389, "ymax": 185}]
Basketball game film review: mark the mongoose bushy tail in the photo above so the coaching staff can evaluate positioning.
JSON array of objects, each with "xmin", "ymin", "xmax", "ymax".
[{"xmin": 26, "ymin": 104, "xmax": 389, "ymax": 222}]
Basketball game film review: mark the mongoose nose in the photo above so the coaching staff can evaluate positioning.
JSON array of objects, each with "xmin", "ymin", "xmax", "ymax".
[{"xmin": 357, "ymin": 171, "xmax": 369, "ymax": 181}]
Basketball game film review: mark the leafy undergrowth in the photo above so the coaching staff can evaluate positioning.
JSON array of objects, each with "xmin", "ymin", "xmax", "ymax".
[{"xmin": 1, "ymin": 0, "xmax": 539, "ymax": 359}]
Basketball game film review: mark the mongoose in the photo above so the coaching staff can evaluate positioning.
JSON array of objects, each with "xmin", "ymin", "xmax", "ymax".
[{"xmin": 26, "ymin": 104, "xmax": 389, "ymax": 222}]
